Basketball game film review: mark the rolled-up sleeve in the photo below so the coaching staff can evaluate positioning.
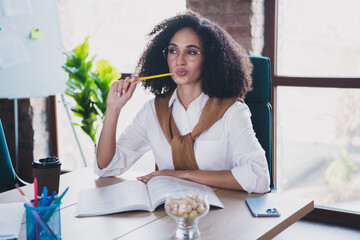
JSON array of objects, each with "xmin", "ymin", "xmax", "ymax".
[
  {"xmin": 94, "ymin": 150, "xmax": 126, "ymax": 177},
  {"xmin": 94, "ymin": 101, "xmax": 152, "ymax": 177},
  {"xmin": 227, "ymin": 103, "xmax": 270, "ymax": 193}
]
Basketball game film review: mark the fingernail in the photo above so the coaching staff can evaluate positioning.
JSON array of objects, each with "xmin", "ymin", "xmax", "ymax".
[
  {"xmin": 115, "ymin": 90, "xmax": 118, "ymax": 95},
  {"xmin": 122, "ymin": 89, "xmax": 126, "ymax": 95},
  {"xmin": 116, "ymin": 92, "xmax": 121, "ymax": 97},
  {"xmin": 131, "ymin": 76, "xmax": 136, "ymax": 81}
]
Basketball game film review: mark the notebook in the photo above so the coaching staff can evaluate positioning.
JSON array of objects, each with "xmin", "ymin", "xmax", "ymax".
[{"xmin": 0, "ymin": 202, "xmax": 25, "ymax": 239}]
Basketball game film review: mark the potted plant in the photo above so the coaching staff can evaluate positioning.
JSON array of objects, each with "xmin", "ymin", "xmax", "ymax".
[{"xmin": 61, "ymin": 37, "xmax": 120, "ymax": 151}]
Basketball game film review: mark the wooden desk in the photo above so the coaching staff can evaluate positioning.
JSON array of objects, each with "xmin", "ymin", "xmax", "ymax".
[{"xmin": 0, "ymin": 168, "xmax": 314, "ymax": 240}]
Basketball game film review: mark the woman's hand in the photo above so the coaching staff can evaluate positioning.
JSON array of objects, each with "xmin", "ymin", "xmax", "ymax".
[
  {"xmin": 106, "ymin": 75, "xmax": 139, "ymax": 112},
  {"xmin": 137, "ymin": 169, "xmax": 244, "ymax": 191},
  {"xmin": 137, "ymin": 169, "xmax": 182, "ymax": 183},
  {"xmin": 96, "ymin": 75, "xmax": 138, "ymax": 170}
]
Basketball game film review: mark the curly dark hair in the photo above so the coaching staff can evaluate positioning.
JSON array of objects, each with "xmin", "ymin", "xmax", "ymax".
[{"xmin": 136, "ymin": 11, "xmax": 253, "ymax": 99}]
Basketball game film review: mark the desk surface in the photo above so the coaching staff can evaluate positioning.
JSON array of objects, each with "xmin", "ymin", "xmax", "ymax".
[{"xmin": 0, "ymin": 168, "xmax": 314, "ymax": 240}]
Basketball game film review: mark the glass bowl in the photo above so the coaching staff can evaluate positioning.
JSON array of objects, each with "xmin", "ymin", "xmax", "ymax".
[{"xmin": 165, "ymin": 191, "xmax": 209, "ymax": 239}]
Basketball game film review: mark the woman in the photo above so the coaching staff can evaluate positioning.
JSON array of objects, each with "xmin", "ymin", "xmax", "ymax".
[{"xmin": 95, "ymin": 11, "xmax": 270, "ymax": 193}]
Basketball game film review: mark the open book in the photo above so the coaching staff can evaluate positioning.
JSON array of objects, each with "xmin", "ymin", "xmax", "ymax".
[{"xmin": 76, "ymin": 176, "xmax": 224, "ymax": 217}]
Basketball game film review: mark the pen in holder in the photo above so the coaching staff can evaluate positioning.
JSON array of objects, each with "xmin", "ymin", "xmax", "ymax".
[{"xmin": 25, "ymin": 197, "xmax": 62, "ymax": 240}]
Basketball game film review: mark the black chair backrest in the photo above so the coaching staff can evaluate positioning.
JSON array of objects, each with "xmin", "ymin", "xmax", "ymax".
[{"xmin": 246, "ymin": 56, "xmax": 273, "ymax": 189}]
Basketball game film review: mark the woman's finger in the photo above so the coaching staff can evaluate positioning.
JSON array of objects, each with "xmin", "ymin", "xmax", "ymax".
[
  {"xmin": 131, "ymin": 74, "xmax": 139, "ymax": 82},
  {"xmin": 108, "ymin": 81, "xmax": 119, "ymax": 97},
  {"xmin": 110, "ymin": 80, "xmax": 118, "ymax": 92},
  {"xmin": 122, "ymin": 77, "xmax": 131, "ymax": 94},
  {"xmin": 125, "ymin": 79, "xmax": 138, "ymax": 99},
  {"xmin": 116, "ymin": 79, "xmax": 125, "ymax": 97},
  {"xmin": 136, "ymin": 172, "xmax": 154, "ymax": 182}
]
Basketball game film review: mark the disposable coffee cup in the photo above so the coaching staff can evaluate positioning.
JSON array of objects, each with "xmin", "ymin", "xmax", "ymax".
[{"xmin": 32, "ymin": 156, "xmax": 61, "ymax": 196}]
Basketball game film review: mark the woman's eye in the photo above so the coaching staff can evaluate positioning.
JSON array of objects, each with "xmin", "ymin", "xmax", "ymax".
[
  {"xmin": 187, "ymin": 50, "xmax": 198, "ymax": 55},
  {"xmin": 169, "ymin": 48, "xmax": 178, "ymax": 55}
]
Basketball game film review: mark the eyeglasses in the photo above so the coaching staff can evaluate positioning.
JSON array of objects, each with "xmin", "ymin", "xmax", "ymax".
[{"xmin": 162, "ymin": 46, "xmax": 201, "ymax": 62}]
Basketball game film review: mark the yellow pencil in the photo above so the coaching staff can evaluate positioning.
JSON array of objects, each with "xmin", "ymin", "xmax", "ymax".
[{"xmin": 132, "ymin": 73, "xmax": 173, "ymax": 82}]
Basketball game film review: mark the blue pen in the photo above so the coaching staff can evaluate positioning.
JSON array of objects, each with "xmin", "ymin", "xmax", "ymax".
[
  {"xmin": 46, "ymin": 191, "xmax": 57, "ymax": 206},
  {"xmin": 53, "ymin": 186, "xmax": 69, "ymax": 205},
  {"xmin": 40, "ymin": 186, "xmax": 48, "ymax": 207},
  {"xmin": 43, "ymin": 186, "xmax": 69, "ymax": 221}
]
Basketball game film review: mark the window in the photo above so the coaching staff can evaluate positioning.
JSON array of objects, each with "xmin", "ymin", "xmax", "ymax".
[
  {"xmin": 266, "ymin": 0, "xmax": 360, "ymax": 215},
  {"xmin": 277, "ymin": 87, "xmax": 360, "ymax": 212},
  {"xmin": 277, "ymin": 0, "xmax": 360, "ymax": 77}
]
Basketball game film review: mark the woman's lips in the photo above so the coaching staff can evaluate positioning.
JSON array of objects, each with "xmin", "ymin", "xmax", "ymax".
[{"xmin": 175, "ymin": 69, "xmax": 187, "ymax": 76}]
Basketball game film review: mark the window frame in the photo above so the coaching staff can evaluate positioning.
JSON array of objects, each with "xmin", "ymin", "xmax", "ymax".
[{"xmin": 265, "ymin": 0, "xmax": 360, "ymax": 228}]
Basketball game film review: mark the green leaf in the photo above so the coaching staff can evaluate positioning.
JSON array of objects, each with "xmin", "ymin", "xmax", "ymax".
[
  {"xmin": 95, "ymin": 60, "xmax": 120, "ymax": 80},
  {"xmin": 74, "ymin": 36, "xmax": 90, "ymax": 60}
]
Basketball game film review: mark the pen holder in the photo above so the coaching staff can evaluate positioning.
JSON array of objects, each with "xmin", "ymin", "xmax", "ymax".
[{"xmin": 24, "ymin": 197, "xmax": 61, "ymax": 240}]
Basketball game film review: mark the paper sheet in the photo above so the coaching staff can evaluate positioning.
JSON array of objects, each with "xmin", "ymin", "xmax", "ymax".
[
  {"xmin": 0, "ymin": 23, "xmax": 30, "ymax": 69},
  {"xmin": 0, "ymin": 0, "xmax": 32, "ymax": 16},
  {"xmin": 0, "ymin": 202, "xmax": 25, "ymax": 240}
]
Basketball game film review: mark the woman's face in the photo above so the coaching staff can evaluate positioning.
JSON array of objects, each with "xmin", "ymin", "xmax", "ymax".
[{"xmin": 166, "ymin": 27, "xmax": 204, "ymax": 87}]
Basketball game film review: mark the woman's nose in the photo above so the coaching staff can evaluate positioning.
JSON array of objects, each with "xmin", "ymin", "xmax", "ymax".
[{"xmin": 176, "ymin": 51, "xmax": 186, "ymax": 65}]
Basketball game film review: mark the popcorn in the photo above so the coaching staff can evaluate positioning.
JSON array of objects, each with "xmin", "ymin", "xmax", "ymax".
[{"xmin": 166, "ymin": 194, "xmax": 208, "ymax": 218}]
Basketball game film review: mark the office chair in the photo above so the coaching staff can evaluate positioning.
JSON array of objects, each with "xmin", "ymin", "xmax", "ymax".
[
  {"xmin": 0, "ymin": 119, "xmax": 28, "ymax": 193},
  {"xmin": 246, "ymin": 56, "xmax": 273, "ymax": 190}
]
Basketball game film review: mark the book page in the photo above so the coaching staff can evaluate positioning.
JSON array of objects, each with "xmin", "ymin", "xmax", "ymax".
[
  {"xmin": 147, "ymin": 176, "xmax": 224, "ymax": 210},
  {"xmin": 76, "ymin": 181, "xmax": 152, "ymax": 217},
  {"xmin": 0, "ymin": 202, "xmax": 25, "ymax": 239}
]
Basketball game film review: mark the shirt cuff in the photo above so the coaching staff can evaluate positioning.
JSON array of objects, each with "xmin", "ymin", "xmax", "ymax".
[
  {"xmin": 93, "ymin": 151, "xmax": 125, "ymax": 177},
  {"xmin": 231, "ymin": 165, "xmax": 258, "ymax": 193}
]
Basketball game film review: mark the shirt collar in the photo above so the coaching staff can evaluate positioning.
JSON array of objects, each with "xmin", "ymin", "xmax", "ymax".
[
  {"xmin": 168, "ymin": 89, "xmax": 178, "ymax": 107},
  {"xmin": 168, "ymin": 88, "xmax": 209, "ymax": 110}
]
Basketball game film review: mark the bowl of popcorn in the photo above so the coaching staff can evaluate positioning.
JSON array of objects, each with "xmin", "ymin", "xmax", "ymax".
[{"xmin": 165, "ymin": 191, "xmax": 209, "ymax": 239}]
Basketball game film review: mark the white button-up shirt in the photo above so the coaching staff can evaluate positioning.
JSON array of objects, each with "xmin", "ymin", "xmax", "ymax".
[{"xmin": 94, "ymin": 90, "xmax": 270, "ymax": 193}]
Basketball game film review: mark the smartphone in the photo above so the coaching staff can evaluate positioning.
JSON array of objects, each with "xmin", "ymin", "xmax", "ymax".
[{"xmin": 245, "ymin": 197, "xmax": 281, "ymax": 217}]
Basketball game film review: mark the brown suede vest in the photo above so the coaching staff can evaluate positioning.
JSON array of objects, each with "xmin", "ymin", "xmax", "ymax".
[{"xmin": 155, "ymin": 92, "xmax": 239, "ymax": 170}]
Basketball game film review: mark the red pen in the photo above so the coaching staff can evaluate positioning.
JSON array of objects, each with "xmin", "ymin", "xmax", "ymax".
[
  {"xmin": 34, "ymin": 178, "xmax": 39, "ymax": 240},
  {"xmin": 34, "ymin": 178, "xmax": 38, "ymax": 207}
]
